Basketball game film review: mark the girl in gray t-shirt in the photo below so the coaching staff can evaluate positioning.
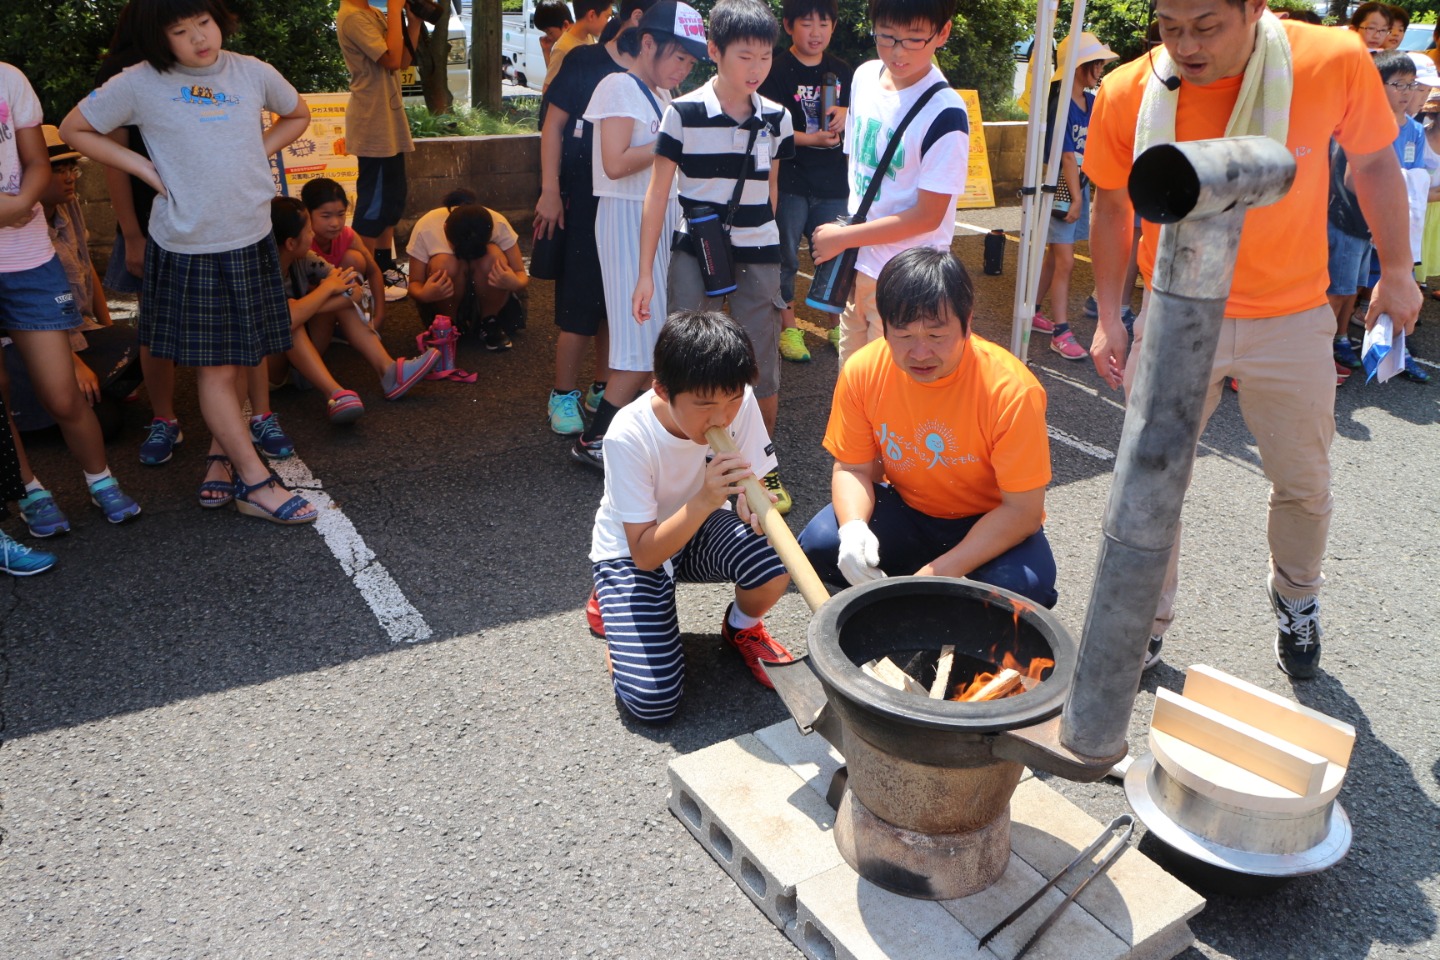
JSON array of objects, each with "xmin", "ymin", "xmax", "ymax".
[{"xmin": 59, "ymin": 1, "xmax": 318, "ymax": 525}]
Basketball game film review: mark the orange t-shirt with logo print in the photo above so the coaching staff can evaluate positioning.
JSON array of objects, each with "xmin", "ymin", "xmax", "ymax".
[
  {"xmin": 823, "ymin": 334, "xmax": 1051, "ymax": 520},
  {"xmin": 1085, "ymin": 21, "xmax": 1397, "ymax": 319}
]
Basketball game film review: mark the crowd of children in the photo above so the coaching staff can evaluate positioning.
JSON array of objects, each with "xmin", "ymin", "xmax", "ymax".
[
  {"xmin": 8, "ymin": 0, "xmax": 1425, "ymax": 725},
  {"xmin": 1326, "ymin": 45, "xmax": 1436, "ymax": 384}
]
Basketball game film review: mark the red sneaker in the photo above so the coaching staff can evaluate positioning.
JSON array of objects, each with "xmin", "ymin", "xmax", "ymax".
[
  {"xmin": 586, "ymin": 589, "xmax": 605, "ymax": 638},
  {"xmin": 720, "ymin": 604, "xmax": 795, "ymax": 688},
  {"xmin": 1334, "ymin": 361, "xmax": 1351, "ymax": 387}
]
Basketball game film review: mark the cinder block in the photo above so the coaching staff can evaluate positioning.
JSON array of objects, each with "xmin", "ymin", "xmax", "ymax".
[
  {"xmin": 753, "ymin": 720, "xmax": 845, "ymax": 804},
  {"xmin": 940, "ymin": 853, "xmax": 1129, "ymax": 960},
  {"xmin": 792, "ymin": 866, "xmax": 979, "ymax": 960},
  {"xmin": 1009, "ymin": 778, "xmax": 1205, "ymax": 950},
  {"xmin": 668, "ymin": 734, "xmax": 846, "ymax": 931}
]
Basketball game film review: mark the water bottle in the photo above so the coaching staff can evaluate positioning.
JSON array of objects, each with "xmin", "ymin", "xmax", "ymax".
[
  {"xmin": 687, "ymin": 204, "xmax": 737, "ymax": 297},
  {"xmin": 820, "ymin": 72, "xmax": 840, "ymax": 148},
  {"xmin": 804, "ymin": 215, "xmax": 859, "ymax": 314},
  {"xmin": 420, "ymin": 315, "xmax": 458, "ymax": 376},
  {"xmin": 983, "ymin": 229, "xmax": 1005, "ymax": 276}
]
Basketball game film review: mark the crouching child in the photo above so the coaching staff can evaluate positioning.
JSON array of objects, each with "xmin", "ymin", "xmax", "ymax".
[{"xmin": 587, "ymin": 311, "xmax": 795, "ymax": 723}]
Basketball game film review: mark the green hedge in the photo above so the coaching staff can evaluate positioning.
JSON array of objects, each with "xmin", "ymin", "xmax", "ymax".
[{"xmin": 1, "ymin": 0, "xmax": 349, "ymax": 124}]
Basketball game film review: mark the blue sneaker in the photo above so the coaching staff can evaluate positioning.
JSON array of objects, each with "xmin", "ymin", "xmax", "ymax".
[
  {"xmin": 1333, "ymin": 337, "xmax": 1362, "ymax": 371},
  {"xmin": 250, "ymin": 412, "xmax": 296, "ymax": 459},
  {"xmin": 88, "ymin": 476, "xmax": 142, "ymax": 524},
  {"xmin": 549, "ymin": 390, "xmax": 585, "ymax": 435},
  {"xmin": 18, "ymin": 489, "xmax": 70, "ymax": 538},
  {"xmin": 1083, "ymin": 295, "xmax": 1099, "ymax": 319},
  {"xmin": 138, "ymin": 418, "xmax": 182, "ymax": 465},
  {"xmin": 0, "ymin": 530, "xmax": 56, "ymax": 576},
  {"xmin": 1402, "ymin": 350, "xmax": 1431, "ymax": 384},
  {"xmin": 583, "ymin": 382, "xmax": 605, "ymax": 415}
]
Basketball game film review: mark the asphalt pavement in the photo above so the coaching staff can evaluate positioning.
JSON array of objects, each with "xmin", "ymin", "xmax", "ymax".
[{"xmin": 1, "ymin": 221, "xmax": 1437, "ymax": 959}]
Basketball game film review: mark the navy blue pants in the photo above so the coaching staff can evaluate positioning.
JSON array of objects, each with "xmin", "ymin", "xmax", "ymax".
[
  {"xmin": 593, "ymin": 509, "xmax": 787, "ymax": 724},
  {"xmin": 797, "ymin": 486, "xmax": 1059, "ymax": 608}
]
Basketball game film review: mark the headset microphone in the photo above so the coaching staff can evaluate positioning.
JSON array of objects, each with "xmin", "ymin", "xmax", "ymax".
[{"xmin": 1147, "ymin": 45, "xmax": 1182, "ymax": 91}]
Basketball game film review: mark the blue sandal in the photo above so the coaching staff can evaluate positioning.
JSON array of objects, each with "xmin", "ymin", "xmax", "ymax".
[
  {"xmin": 233, "ymin": 471, "xmax": 316, "ymax": 525},
  {"xmin": 197, "ymin": 455, "xmax": 234, "ymax": 508}
]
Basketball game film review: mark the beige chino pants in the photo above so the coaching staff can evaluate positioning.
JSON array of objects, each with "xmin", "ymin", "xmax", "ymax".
[{"xmin": 1126, "ymin": 292, "xmax": 1337, "ymax": 637}]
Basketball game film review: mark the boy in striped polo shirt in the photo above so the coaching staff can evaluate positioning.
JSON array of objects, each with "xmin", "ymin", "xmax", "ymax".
[{"xmin": 632, "ymin": 0, "xmax": 797, "ymax": 513}]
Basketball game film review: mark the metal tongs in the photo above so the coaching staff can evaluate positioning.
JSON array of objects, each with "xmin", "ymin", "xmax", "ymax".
[{"xmin": 977, "ymin": 813, "xmax": 1135, "ymax": 960}]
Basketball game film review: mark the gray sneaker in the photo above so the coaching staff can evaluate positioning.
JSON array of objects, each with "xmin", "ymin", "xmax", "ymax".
[{"xmin": 1271, "ymin": 584, "xmax": 1321, "ymax": 679}]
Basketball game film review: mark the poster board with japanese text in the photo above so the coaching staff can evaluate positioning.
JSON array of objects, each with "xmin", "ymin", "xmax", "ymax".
[
  {"xmin": 270, "ymin": 93, "xmax": 360, "ymax": 219},
  {"xmin": 955, "ymin": 89, "xmax": 995, "ymax": 210}
]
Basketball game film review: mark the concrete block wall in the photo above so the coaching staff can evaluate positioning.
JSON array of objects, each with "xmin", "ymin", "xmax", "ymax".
[
  {"xmin": 72, "ymin": 132, "xmax": 541, "ymax": 271},
  {"xmin": 73, "ymin": 122, "xmax": 1031, "ymax": 273},
  {"xmin": 986, "ymin": 121, "xmax": 1028, "ymax": 205}
]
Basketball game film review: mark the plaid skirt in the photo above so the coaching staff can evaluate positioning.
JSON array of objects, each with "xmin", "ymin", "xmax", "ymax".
[{"xmin": 140, "ymin": 236, "xmax": 292, "ymax": 366}]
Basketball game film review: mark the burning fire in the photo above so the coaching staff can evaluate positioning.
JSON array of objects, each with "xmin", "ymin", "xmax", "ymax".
[{"xmin": 949, "ymin": 649, "xmax": 1054, "ymax": 703}]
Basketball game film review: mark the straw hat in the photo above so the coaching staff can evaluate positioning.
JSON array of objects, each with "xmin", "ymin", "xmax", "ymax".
[
  {"xmin": 43, "ymin": 125, "xmax": 80, "ymax": 163},
  {"xmin": 1053, "ymin": 32, "xmax": 1119, "ymax": 78}
]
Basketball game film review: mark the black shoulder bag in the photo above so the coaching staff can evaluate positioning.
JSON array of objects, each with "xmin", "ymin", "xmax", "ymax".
[{"xmin": 806, "ymin": 80, "xmax": 950, "ymax": 313}]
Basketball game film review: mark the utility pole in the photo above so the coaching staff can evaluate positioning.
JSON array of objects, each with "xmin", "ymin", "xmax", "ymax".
[{"xmin": 471, "ymin": 0, "xmax": 502, "ymax": 110}]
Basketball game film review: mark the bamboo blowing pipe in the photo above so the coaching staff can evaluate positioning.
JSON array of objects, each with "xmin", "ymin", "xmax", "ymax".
[{"xmin": 705, "ymin": 426, "xmax": 832, "ymax": 612}]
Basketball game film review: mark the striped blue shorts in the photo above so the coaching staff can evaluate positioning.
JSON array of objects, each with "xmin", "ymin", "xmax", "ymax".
[{"xmin": 592, "ymin": 508, "xmax": 787, "ymax": 724}]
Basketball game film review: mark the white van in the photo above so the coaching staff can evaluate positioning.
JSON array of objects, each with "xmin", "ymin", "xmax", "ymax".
[{"xmin": 502, "ymin": 0, "xmax": 566, "ymax": 91}]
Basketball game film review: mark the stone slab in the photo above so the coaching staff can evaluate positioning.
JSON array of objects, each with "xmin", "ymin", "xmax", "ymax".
[
  {"xmin": 668, "ymin": 733, "xmax": 847, "ymax": 931},
  {"xmin": 1009, "ymin": 777, "xmax": 1206, "ymax": 952},
  {"xmin": 671, "ymin": 723, "xmax": 1204, "ymax": 960}
]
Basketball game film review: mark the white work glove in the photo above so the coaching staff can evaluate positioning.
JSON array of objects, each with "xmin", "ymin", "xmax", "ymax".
[{"xmin": 837, "ymin": 519, "xmax": 886, "ymax": 586}]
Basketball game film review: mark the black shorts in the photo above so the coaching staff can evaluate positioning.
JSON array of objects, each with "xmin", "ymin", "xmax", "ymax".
[
  {"xmin": 353, "ymin": 153, "xmax": 408, "ymax": 236},
  {"xmin": 554, "ymin": 190, "xmax": 607, "ymax": 337}
]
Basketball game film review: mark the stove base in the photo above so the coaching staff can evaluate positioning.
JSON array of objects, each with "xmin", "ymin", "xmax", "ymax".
[
  {"xmin": 670, "ymin": 721, "xmax": 1206, "ymax": 960},
  {"xmin": 833, "ymin": 786, "xmax": 1011, "ymax": 900}
]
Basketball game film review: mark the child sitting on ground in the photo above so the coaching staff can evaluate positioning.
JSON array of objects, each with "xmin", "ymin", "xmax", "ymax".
[
  {"xmin": 300, "ymin": 177, "xmax": 386, "ymax": 334},
  {"xmin": 587, "ymin": 311, "xmax": 795, "ymax": 724},
  {"xmin": 269, "ymin": 197, "xmax": 438, "ymax": 424},
  {"xmin": 407, "ymin": 189, "xmax": 529, "ymax": 351}
]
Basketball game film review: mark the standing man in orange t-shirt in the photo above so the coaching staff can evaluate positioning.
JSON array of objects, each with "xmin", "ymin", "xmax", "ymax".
[
  {"xmin": 796, "ymin": 248, "xmax": 1057, "ymax": 607},
  {"xmin": 1085, "ymin": 0, "xmax": 1421, "ymax": 680}
]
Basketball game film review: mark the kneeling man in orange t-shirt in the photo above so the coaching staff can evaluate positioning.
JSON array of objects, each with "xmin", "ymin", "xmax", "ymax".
[{"xmin": 796, "ymin": 247, "xmax": 1057, "ymax": 608}]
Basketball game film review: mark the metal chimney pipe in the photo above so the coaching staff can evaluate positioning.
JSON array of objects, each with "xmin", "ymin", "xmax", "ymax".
[{"xmin": 1059, "ymin": 137, "xmax": 1296, "ymax": 761}]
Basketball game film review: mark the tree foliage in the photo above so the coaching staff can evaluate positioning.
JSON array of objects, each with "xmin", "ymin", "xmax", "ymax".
[
  {"xmin": 1058, "ymin": 0, "xmax": 1150, "ymax": 64},
  {"xmin": 0, "ymin": 0, "xmax": 349, "ymax": 124},
  {"xmin": 683, "ymin": 0, "xmax": 1029, "ymax": 116}
]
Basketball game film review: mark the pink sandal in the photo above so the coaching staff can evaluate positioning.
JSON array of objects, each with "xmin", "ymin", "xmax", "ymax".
[{"xmin": 327, "ymin": 389, "xmax": 365, "ymax": 424}]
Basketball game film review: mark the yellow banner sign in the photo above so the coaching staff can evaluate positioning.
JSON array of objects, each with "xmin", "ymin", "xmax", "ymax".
[{"xmin": 955, "ymin": 89, "xmax": 995, "ymax": 210}]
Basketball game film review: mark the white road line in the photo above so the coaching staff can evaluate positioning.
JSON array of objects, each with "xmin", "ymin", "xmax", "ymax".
[
  {"xmin": 1412, "ymin": 355, "xmax": 1439, "ymax": 370},
  {"xmin": 272, "ymin": 457, "xmax": 433, "ymax": 644},
  {"xmin": 1047, "ymin": 426, "xmax": 1115, "ymax": 461},
  {"xmin": 1037, "ymin": 367, "xmax": 1127, "ymax": 412}
]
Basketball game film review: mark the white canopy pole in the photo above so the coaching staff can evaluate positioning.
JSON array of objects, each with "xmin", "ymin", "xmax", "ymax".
[
  {"xmin": 1009, "ymin": 0, "xmax": 1056, "ymax": 358},
  {"xmin": 1010, "ymin": 0, "xmax": 1089, "ymax": 359}
]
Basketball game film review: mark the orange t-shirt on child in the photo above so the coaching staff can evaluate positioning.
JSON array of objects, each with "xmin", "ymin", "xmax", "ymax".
[
  {"xmin": 1085, "ymin": 21, "xmax": 1397, "ymax": 319},
  {"xmin": 823, "ymin": 334, "xmax": 1051, "ymax": 520}
]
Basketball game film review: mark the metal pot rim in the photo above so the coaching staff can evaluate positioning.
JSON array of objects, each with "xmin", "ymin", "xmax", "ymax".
[{"xmin": 808, "ymin": 576, "xmax": 1075, "ymax": 736}]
